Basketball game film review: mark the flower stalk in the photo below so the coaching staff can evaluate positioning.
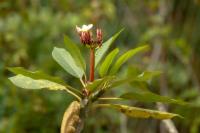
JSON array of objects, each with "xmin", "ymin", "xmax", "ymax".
[
  {"xmin": 76, "ymin": 24, "xmax": 103, "ymax": 83},
  {"xmin": 89, "ymin": 48, "xmax": 95, "ymax": 82}
]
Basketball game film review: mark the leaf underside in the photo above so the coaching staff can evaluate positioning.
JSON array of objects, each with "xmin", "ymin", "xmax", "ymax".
[
  {"xmin": 7, "ymin": 67, "xmax": 65, "ymax": 85},
  {"xmin": 9, "ymin": 74, "xmax": 66, "ymax": 90},
  {"xmin": 52, "ymin": 47, "xmax": 84, "ymax": 78},
  {"xmin": 64, "ymin": 35, "xmax": 86, "ymax": 71}
]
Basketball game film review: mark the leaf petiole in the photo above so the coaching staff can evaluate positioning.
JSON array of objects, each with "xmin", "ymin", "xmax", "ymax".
[{"xmin": 98, "ymin": 97, "xmax": 124, "ymax": 101}]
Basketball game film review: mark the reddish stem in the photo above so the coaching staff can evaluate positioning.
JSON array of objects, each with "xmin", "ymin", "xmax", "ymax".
[{"xmin": 89, "ymin": 48, "xmax": 95, "ymax": 82}]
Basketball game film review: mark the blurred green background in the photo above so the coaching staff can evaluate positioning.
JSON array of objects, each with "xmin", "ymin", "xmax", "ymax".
[{"xmin": 1, "ymin": 0, "xmax": 200, "ymax": 132}]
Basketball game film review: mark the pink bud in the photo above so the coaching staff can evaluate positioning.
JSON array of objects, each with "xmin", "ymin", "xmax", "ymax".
[
  {"xmin": 96, "ymin": 28, "xmax": 103, "ymax": 47},
  {"xmin": 80, "ymin": 31, "xmax": 92, "ymax": 45},
  {"xmin": 76, "ymin": 25, "xmax": 103, "ymax": 48}
]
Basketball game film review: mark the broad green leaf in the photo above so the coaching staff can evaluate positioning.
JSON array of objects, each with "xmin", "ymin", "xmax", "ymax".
[
  {"xmin": 86, "ymin": 76, "xmax": 114, "ymax": 92},
  {"xmin": 120, "ymin": 89, "xmax": 187, "ymax": 105},
  {"xmin": 97, "ymin": 104, "xmax": 182, "ymax": 119},
  {"xmin": 108, "ymin": 78, "xmax": 188, "ymax": 106},
  {"xmin": 95, "ymin": 29, "xmax": 124, "ymax": 67},
  {"xmin": 109, "ymin": 77, "xmax": 188, "ymax": 105},
  {"xmin": 87, "ymin": 76, "xmax": 115, "ymax": 93},
  {"xmin": 7, "ymin": 67, "xmax": 65, "ymax": 85},
  {"xmin": 109, "ymin": 78, "xmax": 130, "ymax": 88},
  {"xmin": 131, "ymin": 71, "xmax": 162, "ymax": 81},
  {"xmin": 52, "ymin": 47, "xmax": 84, "ymax": 78},
  {"xmin": 108, "ymin": 77, "xmax": 142, "ymax": 89},
  {"xmin": 128, "ymin": 82, "xmax": 188, "ymax": 105},
  {"xmin": 109, "ymin": 45, "xmax": 150, "ymax": 75},
  {"xmin": 8, "ymin": 67, "xmax": 82, "ymax": 96},
  {"xmin": 108, "ymin": 78, "xmax": 146, "ymax": 90},
  {"xmin": 90, "ymin": 76, "xmax": 116, "ymax": 101},
  {"xmin": 110, "ymin": 70, "xmax": 160, "ymax": 89},
  {"xmin": 99, "ymin": 48, "xmax": 119, "ymax": 77},
  {"xmin": 9, "ymin": 74, "xmax": 66, "ymax": 90},
  {"xmin": 86, "ymin": 78, "xmax": 104, "ymax": 92},
  {"xmin": 9, "ymin": 75, "xmax": 81, "ymax": 100},
  {"xmin": 64, "ymin": 35, "xmax": 86, "ymax": 71},
  {"xmin": 126, "ymin": 66, "xmax": 141, "ymax": 77}
]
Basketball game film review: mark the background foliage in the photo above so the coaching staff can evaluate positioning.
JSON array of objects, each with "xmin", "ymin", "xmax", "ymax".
[{"xmin": 1, "ymin": 0, "xmax": 200, "ymax": 132}]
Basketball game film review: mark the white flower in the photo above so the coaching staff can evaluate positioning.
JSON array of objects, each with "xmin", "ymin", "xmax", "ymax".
[{"xmin": 76, "ymin": 24, "xmax": 93, "ymax": 32}]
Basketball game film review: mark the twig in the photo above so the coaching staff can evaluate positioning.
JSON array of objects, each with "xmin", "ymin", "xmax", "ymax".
[
  {"xmin": 157, "ymin": 103, "xmax": 178, "ymax": 133},
  {"xmin": 120, "ymin": 114, "xmax": 128, "ymax": 133}
]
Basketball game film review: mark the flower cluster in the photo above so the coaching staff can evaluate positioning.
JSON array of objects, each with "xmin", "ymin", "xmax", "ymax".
[{"xmin": 76, "ymin": 24, "xmax": 103, "ymax": 48}]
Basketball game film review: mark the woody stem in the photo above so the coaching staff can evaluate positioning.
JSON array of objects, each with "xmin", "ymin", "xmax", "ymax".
[{"xmin": 89, "ymin": 48, "xmax": 95, "ymax": 82}]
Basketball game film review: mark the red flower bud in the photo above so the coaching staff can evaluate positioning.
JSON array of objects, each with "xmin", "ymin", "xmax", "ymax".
[
  {"xmin": 76, "ymin": 24, "xmax": 103, "ymax": 48},
  {"xmin": 96, "ymin": 28, "xmax": 103, "ymax": 47},
  {"xmin": 80, "ymin": 31, "xmax": 92, "ymax": 45}
]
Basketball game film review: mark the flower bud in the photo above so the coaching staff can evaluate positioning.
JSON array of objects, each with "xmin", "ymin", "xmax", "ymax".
[
  {"xmin": 80, "ymin": 31, "xmax": 92, "ymax": 45},
  {"xmin": 96, "ymin": 28, "xmax": 103, "ymax": 47},
  {"xmin": 76, "ymin": 24, "xmax": 93, "ymax": 45},
  {"xmin": 76, "ymin": 24, "xmax": 103, "ymax": 48}
]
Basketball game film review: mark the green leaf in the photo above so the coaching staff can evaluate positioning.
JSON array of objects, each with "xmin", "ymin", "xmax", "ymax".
[
  {"xmin": 95, "ymin": 29, "xmax": 124, "ymax": 67},
  {"xmin": 9, "ymin": 74, "xmax": 66, "ymax": 90},
  {"xmin": 120, "ymin": 89, "xmax": 187, "ymax": 105},
  {"xmin": 99, "ymin": 83, "xmax": 188, "ymax": 105},
  {"xmin": 52, "ymin": 47, "xmax": 84, "ymax": 78},
  {"xmin": 130, "ymin": 70, "xmax": 162, "ymax": 81},
  {"xmin": 86, "ymin": 78, "xmax": 104, "ymax": 92},
  {"xmin": 99, "ymin": 48, "xmax": 119, "ymax": 77},
  {"xmin": 97, "ymin": 104, "xmax": 182, "ymax": 119},
  {"xmin": 9, "ymin": 75, "xmax": 81, "ymax": 100},
  {"xmin": 110, "ymin": 70, "xmax": 160, "ymax": 89},
  {"xmin": 127, "ymin": 79, "xmax": 188, "ymax": 106},
  {"xmin": 108, "ymin": 78, "xmax": 146, "ymax": 89},
  {"xmin": 87, "ymin": 76, "xmax": 115, "ymax": 92},
  {"xmin": 109, "ymin": 45, "xmax": 150, "ymax": 75},
  {"xmin": 8, "ymin": 67, "xmax": 82, "ymax": 96},
  {"xmin": 90, "ymin": 76, "xmax": 116, "ymax": 102},
  {"xmin": 64, "ymin": 35, "xmax": 86, "ymax": 71},
  {"xmin": 7, "ymin": 67, "xmax": 65, "ymax": 85}
]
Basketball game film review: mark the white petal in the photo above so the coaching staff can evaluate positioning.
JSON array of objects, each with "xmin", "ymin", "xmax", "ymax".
[
  {"xmin": 81, "ymin": 24, "xmax": 93, "ymax": 31},
  {"xmin": 77, "ymin": 24, "xmax": 93, "ymax": 32},
  {"xmin": 87, "ymin": 24, "xmax": 93, "ymax": 30},
  {"xmin": 76, "ymin": 25, "xmax": 81, "ymax": 32}
]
